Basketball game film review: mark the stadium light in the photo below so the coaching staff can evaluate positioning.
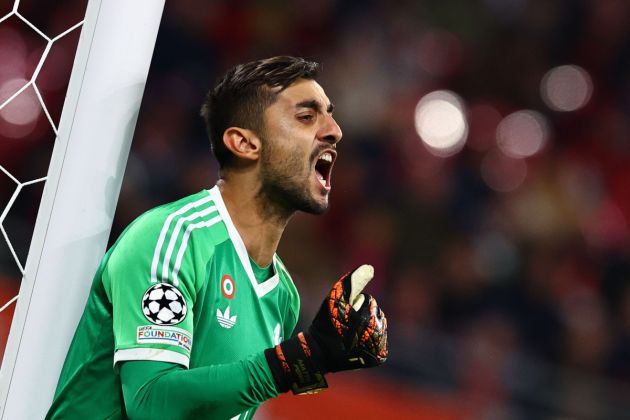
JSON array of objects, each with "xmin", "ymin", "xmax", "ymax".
[
  {"xmin": 414, "ymin": 90, "xmax": 468, "ymax": 157},
  {"xmin": 541, "ymin": 64, "xmax": 593, "ymax": 112},
  {"xmin": 496, "ymin": 110, "xmax": 549, "ymax": 158}
]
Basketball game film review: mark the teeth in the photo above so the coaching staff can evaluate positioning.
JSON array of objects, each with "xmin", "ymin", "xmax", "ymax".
[
  {"xmin": 319, "ymin": 152, "xmax": 333, "ymax": 163},
  {"xmin": 317, "ymin": 172, "xmax": 326, "ymax": 187}
]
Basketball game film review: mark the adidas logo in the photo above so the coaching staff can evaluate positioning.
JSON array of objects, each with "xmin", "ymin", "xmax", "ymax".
[{"xmin": 216, "ymin": 305, "xmax": 237, "ymax": 329}]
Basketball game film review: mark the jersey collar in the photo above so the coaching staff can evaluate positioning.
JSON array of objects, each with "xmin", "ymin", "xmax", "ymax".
[{"xmin": 207, "ymin": 186, "xmax": 280, "ymax": 298}]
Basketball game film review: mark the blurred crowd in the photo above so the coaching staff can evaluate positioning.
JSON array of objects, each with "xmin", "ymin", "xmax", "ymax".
[{"xmin": 2, "ymin": 0, "xmax": 630, "ymax": 418}]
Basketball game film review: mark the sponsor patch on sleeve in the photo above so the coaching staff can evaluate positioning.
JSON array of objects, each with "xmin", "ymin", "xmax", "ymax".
[{"xmin": 137, "ymin": 325, "xmax": 193, "ymax": 352}]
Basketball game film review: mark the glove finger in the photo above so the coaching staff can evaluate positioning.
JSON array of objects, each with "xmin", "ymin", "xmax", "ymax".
[
  {"xmin": 351, "ymin": 294, "xmax": 365, "ymax": 311},
  {"xmin": 357, "ymin": 296, "xmax": 388, "ymax": 362},
  {"xmin": 323, "ymin": 272, "xmax": 354, "ymax": 340},
  {"xmin": 346, "ymin": 264, "xmax": 374, "ymax": 310},
  {"xmin": 322, "ymin": 267, "xmax": 375, "ymax": 343}
]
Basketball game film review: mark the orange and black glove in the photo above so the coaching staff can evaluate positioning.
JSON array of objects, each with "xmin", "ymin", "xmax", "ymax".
[{"xmin": 265, "ymin": 265, "xmax": 388, "ymax": 395}]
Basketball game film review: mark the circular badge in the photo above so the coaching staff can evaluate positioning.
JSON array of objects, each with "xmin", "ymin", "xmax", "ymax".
[
  {"xmin": 221, "ymin": 275, "xmax": 235, "ymax": 299},
  {"xmin": 141, "ymin": 283, "xmax": 187, "ymax": 325}
]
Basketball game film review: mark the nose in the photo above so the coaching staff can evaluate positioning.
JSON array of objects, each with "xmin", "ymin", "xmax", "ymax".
[{"xmin": 319, "ymin": 114, "xmax": 342, "ymax": 145}]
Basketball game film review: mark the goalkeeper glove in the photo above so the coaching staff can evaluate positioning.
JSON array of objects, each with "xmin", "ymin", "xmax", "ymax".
[{"xmin": 264, "ymin": 264, "xmax": 388, "ymax": 395}]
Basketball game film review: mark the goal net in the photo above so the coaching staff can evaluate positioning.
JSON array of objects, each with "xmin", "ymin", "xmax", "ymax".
[{"xmin": 0, "ymin": 0, "xmax": 165, "ymax": 418}]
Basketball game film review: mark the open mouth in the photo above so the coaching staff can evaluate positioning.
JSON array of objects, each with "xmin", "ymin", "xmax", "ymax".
[{"xmin": 314, "ymin": 150, "xmax": 336, "ymax": 190}]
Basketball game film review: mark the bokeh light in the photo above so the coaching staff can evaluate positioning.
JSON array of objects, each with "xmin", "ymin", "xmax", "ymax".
[
  {"xmin": 0, "ymin": 78, "xmax": 40, "ymax": 125},
  {"xmin": 414, "ymin": 90, "xmax": 468, "ymax": 157},
  {"xmin": 0, "ymin": 78, "xmax": 41, "ymax": 138},
  {"xmin": 0, "ymin": 27, "xmax": 28, "ymax": 81},
  {"xmin": 496, "ymin": 110, "xmax": 549, "ymax": 158},
  {"xmin": 481, "ymin": 148, "xmax": 528, "ymax": 192},
  {"xmin": 541, "ymin": 65, "xmax": 593, "ymax": 112}
]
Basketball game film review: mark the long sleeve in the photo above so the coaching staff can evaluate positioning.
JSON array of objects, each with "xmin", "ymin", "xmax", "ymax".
[{"xmin": 120, "ymin": 352, "xmax": 279, "ymax": 420}]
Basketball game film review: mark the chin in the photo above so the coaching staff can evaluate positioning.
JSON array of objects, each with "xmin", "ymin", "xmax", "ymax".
[
  {"xmin": 298, "ymin": 198, "xmax": 328, "ymax": 215},
  {"xmin": 303, "ymin": 203, "xmax": 328, "ymax": 215},
  {"xmin": 259, "ymin": 172, "xmax": 330, "ymax": 215},
  {"xmin": 297, "ymin": 191, "xmax": 329, "ymax": 215}
]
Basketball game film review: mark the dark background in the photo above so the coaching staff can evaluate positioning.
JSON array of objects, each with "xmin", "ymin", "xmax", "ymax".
[{"xmin": 1, "ymin": 1, "xmax": 630, "ymax": 418}]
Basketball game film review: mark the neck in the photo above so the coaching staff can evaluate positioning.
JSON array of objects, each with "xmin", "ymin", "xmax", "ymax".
[{"xmin": 216, "ymin": 177, "xmax": 292, "ymax": 267}]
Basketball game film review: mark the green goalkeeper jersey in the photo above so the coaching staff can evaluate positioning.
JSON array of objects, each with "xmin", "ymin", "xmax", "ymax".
[{"xmin": 47, "ymin": 186, "xmax": 300, "ymax": 419}]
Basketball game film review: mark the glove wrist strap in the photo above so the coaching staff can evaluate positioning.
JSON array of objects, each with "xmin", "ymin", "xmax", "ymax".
[{"xmin": 264, "ymin": 332, "xmax": 328, "ymax": 395}]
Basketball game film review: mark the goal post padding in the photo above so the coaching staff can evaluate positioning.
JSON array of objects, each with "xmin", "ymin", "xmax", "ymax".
[{"xmin": 0, "ymin": 0, "xmax": 165, "ymax": 418}]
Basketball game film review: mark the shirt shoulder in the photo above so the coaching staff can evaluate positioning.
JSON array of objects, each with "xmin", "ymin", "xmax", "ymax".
[{"xmin": 105, "ymin": 190, "xmax": 228, "ymax": 293}]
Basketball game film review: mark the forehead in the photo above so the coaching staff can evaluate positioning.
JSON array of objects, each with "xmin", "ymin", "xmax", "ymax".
[{"xmin": 272, "ymin": 79, "xmax": 331, "ymax": 109}]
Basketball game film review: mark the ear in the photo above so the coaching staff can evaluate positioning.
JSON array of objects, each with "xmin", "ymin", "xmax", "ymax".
[{"xmin": 222, "ymin": 127, "xmax": 261, "ymax": 162}]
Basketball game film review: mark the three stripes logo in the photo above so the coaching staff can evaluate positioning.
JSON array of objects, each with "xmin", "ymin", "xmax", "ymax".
[
  {"xmin": 217, "ymin": 305, "xmax": 237, "ymax": 329},
  {"xmin": 149, "ymin": 193, "xmax": 221, "ymax": 287}
]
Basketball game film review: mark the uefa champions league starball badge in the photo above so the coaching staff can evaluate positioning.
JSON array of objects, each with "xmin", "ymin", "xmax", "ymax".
[{"xmin": 142, "ymin": 283, "xmax": 187, "ymax": 325}]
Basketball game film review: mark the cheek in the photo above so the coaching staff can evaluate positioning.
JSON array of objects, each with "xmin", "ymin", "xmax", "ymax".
[
  {"xmin": 265, "ymin": 123, "xmax": 314, "ymax": 170},
  {"xmin": 279, "ymin": 144, "xmax": 311, "ymax": 177},
  {"xmin": 278, "ymin": 133, "xmax": 311, "ymax": 161}
]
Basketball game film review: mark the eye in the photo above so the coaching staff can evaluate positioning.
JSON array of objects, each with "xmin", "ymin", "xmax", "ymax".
[{"xmin": 297, "ymin": 113, "xmax": 315, "ymax": 123}]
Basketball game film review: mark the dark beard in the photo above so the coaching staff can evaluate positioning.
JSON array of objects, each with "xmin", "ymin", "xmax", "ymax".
[{"xmin": 259, "ymin": 141, "xmax": 328, "ymax": 217}]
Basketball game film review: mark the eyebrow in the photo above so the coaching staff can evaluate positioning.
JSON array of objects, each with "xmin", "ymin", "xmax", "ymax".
[{"xmin": 295, "ymin": 99, "xmax": 335, "ymax": 114}]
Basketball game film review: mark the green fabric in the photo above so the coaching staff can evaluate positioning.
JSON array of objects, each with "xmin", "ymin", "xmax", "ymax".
[
  {"xmin": 120, "ymin": 355, "xmax": 278, "ymax": 420},
  {"xmin": 46, "ymin": 187, "xmax": 300, "ymax": 419},
  {"xmin": 249, "ymin": 256, "xmax": 273, "ymax": 284}
]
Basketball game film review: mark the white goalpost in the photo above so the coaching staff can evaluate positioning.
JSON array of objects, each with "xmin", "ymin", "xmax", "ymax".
[{"xmin": 0, "ymin": 0, "xmax": 165, "ymax": 418}]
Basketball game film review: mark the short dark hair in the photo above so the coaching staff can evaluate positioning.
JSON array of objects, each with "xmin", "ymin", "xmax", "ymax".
[{"xmin": 200, "ymin": 56, "xmax": 320, "ymax": 169}]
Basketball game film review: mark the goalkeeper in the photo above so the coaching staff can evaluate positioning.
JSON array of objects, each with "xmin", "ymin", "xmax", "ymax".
[{"xmin": 46, "ymin": 56, "xmax": 388, "ymax": 420}]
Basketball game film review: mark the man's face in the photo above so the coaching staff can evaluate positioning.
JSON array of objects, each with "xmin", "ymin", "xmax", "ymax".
[{"xmin": 259, "ymin": 78, "xmax": 342, "ymax": 215}]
